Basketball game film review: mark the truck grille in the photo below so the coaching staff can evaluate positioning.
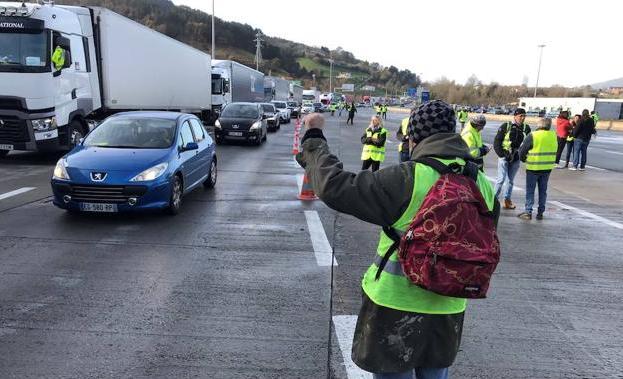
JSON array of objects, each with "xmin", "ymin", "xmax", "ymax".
[
  {"xmin": 0, "ymin": 117, "xmax": 30, "ymax": 143},
  {"xmin": 69, "ymin": 185, "xmax": 148, "ymax": 204}
]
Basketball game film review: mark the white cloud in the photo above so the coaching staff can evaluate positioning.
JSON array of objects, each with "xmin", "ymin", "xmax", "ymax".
[{"xmin": 173, "ymin": 0, "xmax": 622, "ymax": 87}]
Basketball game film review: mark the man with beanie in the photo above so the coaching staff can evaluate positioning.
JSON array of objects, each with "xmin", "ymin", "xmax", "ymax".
[
  {"xmin": 296, "ymin": 101, "xmax": 500, "ymax": 379},
  {"xmin": 493, "ymin": 108, "xmax": 531, "ymax": 209},
  {"xmin": 517, "ymin": 118, "xmax": 557, "ymax": 220},
  {"xmin": 461, "ymin": 114, "xmax": 490, "ymax": 170}
]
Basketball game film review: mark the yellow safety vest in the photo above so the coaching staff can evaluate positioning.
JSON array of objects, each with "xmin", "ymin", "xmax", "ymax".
[
  {"xmin": 361, "ymin": 158, "xmax": 496, "ymax": 313},
  {"xmin": 458, "ymin": 111, "xmax": 468, "ymax": 123},
  {"xmin": 502, "ymin": 122, "xmax": 530, "ymax": 151},
  {"xmin": 51, "ymin": 46, "xmax": 65, "ymax": 71},
  {"xmin": 461, "ymin": 122, "xmax": 483, "ymax": 159},
  {"xmin": 525, "ymin": 129, "xmax": 557, "ymax": 171},
  {"xmin": 398, "ymin": 117, "xmax": 409, "ymax": 152},
  {"xmin": 361, "ymin": 127, "xmax": 387, "ymax": 162}
]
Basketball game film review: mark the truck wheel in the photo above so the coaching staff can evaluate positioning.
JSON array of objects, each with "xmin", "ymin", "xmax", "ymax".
[
  {"xmin": 68, "ymin": 120, "xmax": 85, "ymax": 148},
  {"xmin": 0, "ymin": 150, "xmax": 9, "ymax": 158}
]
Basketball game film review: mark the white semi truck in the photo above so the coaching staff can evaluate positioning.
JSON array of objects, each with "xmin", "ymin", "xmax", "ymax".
[
  {"xmin": 289, "ymin": 83, "xmax": 303, "ymax": 103},
  {"xmin": 211, "ymin": 59, "xmax": 264, "ymax": 118},
  {"xmin": 0, "ymin": 2, "xmax": 212, "ymax": 156},
  {"xmin": 264, "ymin": 76, "xmax": 289, "ymax": 102}
]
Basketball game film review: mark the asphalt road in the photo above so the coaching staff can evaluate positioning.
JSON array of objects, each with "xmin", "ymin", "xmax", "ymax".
[{"xmin": 0, "ymin": 109, "xmax": 622, "ymax": 378}]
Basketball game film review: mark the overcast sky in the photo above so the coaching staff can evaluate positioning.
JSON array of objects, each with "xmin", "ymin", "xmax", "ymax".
[{"xmin": 173, "ymin": 0, "xmax": 621, "ymax": 87}]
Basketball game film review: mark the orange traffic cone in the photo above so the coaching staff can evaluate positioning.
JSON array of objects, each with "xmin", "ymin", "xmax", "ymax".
[
  {"xmin": 292, "ymin": 137, "xmax": 299, "ymax": 155},
  {"xmin": 298, "ymin": 173, "xmax": 318, "ymax": 201}
]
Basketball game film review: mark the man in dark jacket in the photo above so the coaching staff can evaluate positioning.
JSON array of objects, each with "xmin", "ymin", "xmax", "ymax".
[
  {"xmin": 493, "ymin": 108, "xmax": 531, "ymax": 209},
  {"xmin": 297, "ymin": 101, "xmax": 500, "ymax": 379},
  {"xmin": 570, "ymin": 109, "xmax": 596, "ymax": 171}
]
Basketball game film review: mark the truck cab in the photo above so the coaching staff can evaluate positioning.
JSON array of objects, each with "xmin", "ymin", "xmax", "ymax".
[{"xmin": 0, "ymin": 2, "xmax": 99, "ymax": 155}]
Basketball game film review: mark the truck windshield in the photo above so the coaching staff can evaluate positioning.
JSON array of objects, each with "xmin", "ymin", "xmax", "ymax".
[
  {"xmin": 84, "ymin": 117, "xmax": 177, "ymax": 149},
  {"xmin": 211, "ymin": 77, "xmax": 223, "ymax": 94},
  {"xmin": 302, "ymin": 95, "xmax": 315, "ymax": 101},
  {"xmin": 0, "ymin": 30, "xmax": 50, "ymax": 73}
]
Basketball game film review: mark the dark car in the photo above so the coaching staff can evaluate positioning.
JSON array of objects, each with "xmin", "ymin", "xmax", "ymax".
[
  {"xmin": 313, "ymin": 102, "xmax": 324, "ymax": 113},
  {"xmin": 261, "ymin": 103, "xmax": 280, "ymax": 132},
  {"xmin": 214, "ymin": 103, "xmax": 268, "ymax": 145},
  {"xmin": 287, "ymin": 101, "xmax": 301, "ymax": 118},
  {"xmin": 51, "ymin": 112, "xmax": 216, "ymax": 215}
]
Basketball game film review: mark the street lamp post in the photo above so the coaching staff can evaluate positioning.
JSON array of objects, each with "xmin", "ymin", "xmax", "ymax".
[
  {"xmin": 329, "ymin": 56, "xmax": 333, "ymax": 93},
  {"xmin": 211, "ymin": 0, "xmax": 215, "ymax": 59},
  {"xmin": 312, "ymin": 73, "xmax": 316, "ymax": 89},
  {"xmin": 534, "ymin": 44, "xmax": 545, "ymax": 98}
]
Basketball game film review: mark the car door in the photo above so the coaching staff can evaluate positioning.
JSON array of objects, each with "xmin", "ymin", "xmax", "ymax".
[
  {"xmin": 177, "ymin": 120, "xmax": 201, "ymax": 190},
  {"xmin": 189, "ymin": 118, "xmax": 212, "ymax": 181}
]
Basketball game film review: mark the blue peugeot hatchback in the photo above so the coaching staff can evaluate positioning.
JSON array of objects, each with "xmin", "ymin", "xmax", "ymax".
[{"xmin": 51, "ymin": 112, "xmax": 217, "ymax": 215}]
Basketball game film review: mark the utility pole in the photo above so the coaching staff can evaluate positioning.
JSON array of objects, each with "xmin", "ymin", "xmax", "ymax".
[
  {"xmin": 534, "ymin": 44, "xmax": 545, "ymax": 98},
  {"xmin": 329, "ymin": 53, "xmax": 334, "ymax": 93},
  {"xmin": 312, "ymin": 73, "xmax": 316, "ymax": 89},
  {"xmin": 254, "ymin": 31, "xmax": 263, "ymax": 71},
  {"xmin": 211, "ymin": 0, "xmax": 215, "ymax": 59}
]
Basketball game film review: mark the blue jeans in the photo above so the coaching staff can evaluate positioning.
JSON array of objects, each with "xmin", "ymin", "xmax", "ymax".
[
  {"xmin": 525, "ymin": 170, "xmax": 550, "ymax": 215},
  {"xmin": 373, "ymin": 367, "xmax": 449, "ymax": 379},
  {"xmin": 494, "ymin": 158, "xmax": 520, "ymax": 200},
  {"xmin": 572, "ymin": 138, "xmax": 589, "ymax": 168}
]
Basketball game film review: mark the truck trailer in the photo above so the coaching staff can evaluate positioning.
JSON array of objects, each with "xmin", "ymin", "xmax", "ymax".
[
  {"xmin": 211, "ymin": 60, "xmax": 264, "ymax": 118},
  {"xmin": 0, "ymin": 2, "xmax": 212, "ymax": 155},
  {"xmin": 289, "ymin": 83, "xmax": 303, "ymax": 103},
  {"xmin": 264, "ymin": 76, "xmax": 289, "ymax": 102}
]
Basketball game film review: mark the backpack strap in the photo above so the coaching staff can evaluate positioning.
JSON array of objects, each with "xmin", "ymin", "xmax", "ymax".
[{"xmin": 375, "ymin": 226, "xmax": 402, "ymax": 280}]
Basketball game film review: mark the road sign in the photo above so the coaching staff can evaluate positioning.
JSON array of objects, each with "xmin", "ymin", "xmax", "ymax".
[
  {"xmin": 407, "ymin": 87, "xmax": 417, "ymax": 97},
  {"xmin": 342, "ymin": 84, "xmax": 354, "ymax": 92},
  {"xmin": 421, "ymin": 90, "xmax": 430, "ymax": 103}
]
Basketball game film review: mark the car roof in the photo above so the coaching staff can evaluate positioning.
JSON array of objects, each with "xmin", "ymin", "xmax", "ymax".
[
  {"xmin": 111, "ymin": 111, "xmax": 190, "ymax": 121},
  {"xmin": 228, "ymin": 102, "xmax": 259, "ymax": 106},
  {"xmin": 260, "ymin": 103, "xmax": 275, "ymax": 106}
]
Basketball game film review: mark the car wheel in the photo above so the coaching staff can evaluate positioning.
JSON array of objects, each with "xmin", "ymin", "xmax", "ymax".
[
  {"xmin": 203, "ymin": 158, "xmax": 217, "ymax": 189},
  {"xmin": 0, "ymin": 150, "xmax": 9, "ymax": 158},
  {"xmin": 68, "ymin": 119, "xmax": 85, "ymax": 148},
  {"xmin": 167, "ymin": 175, "xmax": 183, "ymax": 215}
]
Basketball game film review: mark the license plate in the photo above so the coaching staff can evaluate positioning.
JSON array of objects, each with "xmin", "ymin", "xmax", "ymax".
[
  {"xmin": 80, "ymin": 203, "xmax": 117, "ymax": 212},
  {"xmin": 228, "ymin": 131, "xmax": 243, "ymax": 136},
  {"xmin": 0, "ymin": 144, "xmax": 14, "ymax": 151}
]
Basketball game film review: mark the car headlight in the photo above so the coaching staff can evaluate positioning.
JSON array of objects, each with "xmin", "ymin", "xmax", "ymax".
[
  {"xmin": 250, "ymin": 121, "xmax": 262, "ymax": 130},
  {"xmin": 214, "ymin": 119, "xmax": 222, "ymax": 129},
  {"xmin": 32, "ymin": 117, "xmax": 57, "ymax": 132},
  {"xmin": 130, "ymin": 162, "xmax": 168, "ymax": 182},
  {"xmin": 53, "ymin": 158, "xmax": 71, "ymax": 180}
]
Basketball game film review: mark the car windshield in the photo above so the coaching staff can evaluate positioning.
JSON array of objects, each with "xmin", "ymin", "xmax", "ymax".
[
  {"xmin": 261, "ymin": 104, "xmax": 275, "ymax": 112},
  {"xmin": 84, "ymin": 117, "xmax": 176, "ymax": 149},
  {"xmin": 0, "ymin": 30, "xmax": 50, "ymax": 73},
  {"xmin": 287, "ymin": 102, "xmax": 297, "ymax": 107},
  {"xmin": 314, "ymin": 103, "xmax": 322, "ymax": 107},
  {"xmin": 273, "ymin": 102, "xmax": 286, "ymax": 109},
  {"xmin": 221, "ymin": 104, "xmax": 259, "ymax": 118}
]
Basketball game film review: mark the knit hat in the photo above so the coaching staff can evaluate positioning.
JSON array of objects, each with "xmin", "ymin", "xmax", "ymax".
[
  {"xmin": 408, "ymin": 100, "xmax": 456, "ymax": 144},
  {"xmin": 514, "ymin": 108, "xmax": 526, "ymax": 116}
]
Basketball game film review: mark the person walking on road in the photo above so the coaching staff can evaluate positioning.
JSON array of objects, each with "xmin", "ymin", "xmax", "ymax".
[
  {"xmin": 347, "ymin": 102, "xmax": 357, "ymax": 125},
  {"xmin": 296, "ymin": 101, "xmax": 500, "ymax": 379},
  {"xmin": 517, "ymin": 118, "xmax": 557, "ymax": 220},
  {"xmin": 493, "ymin": 108, "xmax": 531, "ymax": 209},
  {"xmin": 381, "ymin": 104, "xmax": 388, "ymax": 120},
  {"xmin": 457, "ymin": 108, "xmax": 469, "ymax": 130},
  {"xmin": 396, "ymin": 116, "xmax": 410, "ymax": 162},
  {"xmin": 570, "ymin": 109, "xmax": 596, "ymax": 171},
  {"xmin": 461, "ymin": 114, "xmax": 490, "ymax": 171},
  {"xmin": 562, "ymin": 114, "xmax": 580, "ymax": 168},
  {"xmin": 554, "ymin": 111, "xmax": 572, "ymax": 168},
  {"xmin": 361, "ymin": 116, "xmax": 387, "ymax": 172}
]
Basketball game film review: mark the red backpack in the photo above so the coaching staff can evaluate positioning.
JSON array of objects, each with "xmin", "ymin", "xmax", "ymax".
[{"xmin": 377, "ymin": 158, "xmax": 500, "ymax": 299}]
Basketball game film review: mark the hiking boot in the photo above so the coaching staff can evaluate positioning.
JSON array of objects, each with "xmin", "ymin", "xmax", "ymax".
[
  {"xmin": 536, "ymin": 213, "xmax": 544, "ymax": 220},
  {"xmin": 503, "ymin": 199, "xmax": 516, "ymax": 210},
  {"xmin": 518, "ymin": 212, "xmax": 532, "ymax": 220}
]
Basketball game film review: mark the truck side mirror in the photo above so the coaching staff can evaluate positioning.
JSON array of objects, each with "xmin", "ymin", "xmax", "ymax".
[{"xmin": 223, "ymin": 79, "xmax": 230, "ymax": 93}]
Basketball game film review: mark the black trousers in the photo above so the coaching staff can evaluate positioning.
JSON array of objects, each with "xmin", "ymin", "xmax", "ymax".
[
  {"xmin": 347, "ymin": 114, "xmax": 355, "ymax": 124},
  {"xmin": 362, "ymin": 159, "xmax": 380, "ymax": 171},
  {"xmin": 555, "ymin": 137, "xmax": 567, "ymax": 164}
]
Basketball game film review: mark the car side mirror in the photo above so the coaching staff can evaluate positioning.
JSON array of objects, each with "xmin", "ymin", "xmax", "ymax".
[
  {"xmin": 182, "ymin": 142, "xmax": 198, "ymax": 151},
  {"xmin": 79, "ymin": 138, "xmax": 84, "ymax": 145}
]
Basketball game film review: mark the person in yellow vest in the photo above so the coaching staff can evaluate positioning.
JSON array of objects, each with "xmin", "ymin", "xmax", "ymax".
[
  {"xmin": 375, "ymin": 103, "xmax": 382, "ymax": 116},
  {"xmin": 517, "ymin": 118, "xmax": 557, "ymax": 220},
  {"xmin": 461, "ymin": 114, "xmax": 490, "ymax": 170},
  {"xmin": 360, "ymin": 115, "xmax": 387, "ymax": 171},
  {"xmin": 51, "ymin": 45, "xmax": 66, "ymax": 71},
  {"xmin": 295, "ymin": 102, "xmax": 500, "ymax": 378},
  {"xmin": 381, "ymin": 103, "xmax": 388, "ymax": 120},
  {"xmin": 457, "ymin": 108, "xmax": 469, "ymax": 130},
  {"xmin": 396, "ymin": 116, "xmax": 410, "ymax": 162}
]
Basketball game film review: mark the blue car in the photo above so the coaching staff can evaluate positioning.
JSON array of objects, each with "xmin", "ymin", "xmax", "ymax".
[{"xmin": 51, "ymin": 112, "xmax": 217, "ymax": 215}]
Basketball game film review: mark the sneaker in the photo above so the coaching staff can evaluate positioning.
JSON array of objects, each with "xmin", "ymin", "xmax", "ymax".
[
  {"xmin": 536, "ymin": 213, "xmax": 544, "ymax": 220},
  {"xmin": 568, "ymin": 167, "xmax": 577, "ymax": 171},
  {"xmin": 555, "ymin": 164, "xmax": 565, "ymax": 169},
  {"xmin": 518, "ymin": 212, "xmax": 532, "ymax": 220},
  {"xmin": 578, "ymin": 167, "xmax": 586, "ymax": 171},
  {"xmin": 503, "ymin": 199, "xmax": 516, "ymax": 210}
]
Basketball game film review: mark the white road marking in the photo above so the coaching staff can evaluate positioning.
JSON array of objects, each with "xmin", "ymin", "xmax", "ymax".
[
  {"xmin": 332, "ymin": 315, "xmax": 372, "ymax": 379},
  {"xmin": 304, "ymin": 210, "xmax": 337, "ymax": 266},
  {"xmin": 0, "ymin": 187, "xmax": 36, "ymax": 201},
  {"xmin": 558, "ymin": 160, "xmax": 606, "ymax": 171},
  {"xmin": 548, "ymin": 201, "xmax": 623, "ymax": 230},
  {"xmin": 602, "ymin": 149, "xmax": 623, "ymax": 156}
]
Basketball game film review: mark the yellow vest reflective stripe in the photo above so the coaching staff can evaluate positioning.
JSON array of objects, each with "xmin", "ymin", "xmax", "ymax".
[
  {"xmin": 361, "ymin": 127, "xmax": 387, "ymax": 162},
  {"xmin": 460, "ymin": 122, "xmax": 483, "ymax": 158},
  {"xmin": 526, "ymin": 129, "xmax": 557, "ymax": 170},
  {"xmin": 398, "ymin": 117, "xmax": 409, "ymax": 152},
  {"xmin": 361, "ymin": 158, "xmax": 497, "ymax": 313}
]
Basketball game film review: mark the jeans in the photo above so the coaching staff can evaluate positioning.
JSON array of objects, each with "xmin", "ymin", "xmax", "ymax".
[
  {"xmin": 555, "ymin": 136, "xmax": 567, "ymax": 164},
  {"xmin": 373, "ymin": 367, "xmax": 449, "ymax": 379},
  {"xmin": 564, "ymin": 141, "xmax": 574, "ymax": 166},
  {"xmin": 494, "ymin": 158, "xmax": 520, "ymax": 200},
  {"xmin": 525, "ymin": 170, "xmax": 550, "ymax": 215},
  {"xmin": 572, "ymin": 138, "xmax": 589, "ymax": 168}
]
